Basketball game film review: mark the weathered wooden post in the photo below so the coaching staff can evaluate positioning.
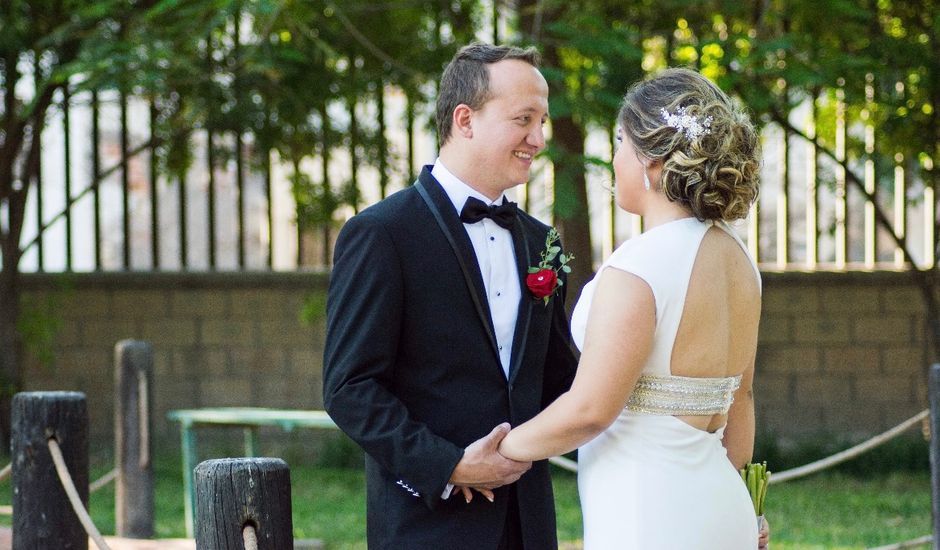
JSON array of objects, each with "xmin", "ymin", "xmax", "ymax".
[
  {"xmin": 12, "ymin": 391, "xmax": 89, "ymax": 550},
  {"xmin": 195, "ymin": 458, "xmax": 293, "ymax": 550},
  {"xmin": 930, "ymin": 364, "xmax": 940, "ymax": 550},
  {"xmin": 115, "ymin": 339, "xmax": 154, "ymax": 538}
]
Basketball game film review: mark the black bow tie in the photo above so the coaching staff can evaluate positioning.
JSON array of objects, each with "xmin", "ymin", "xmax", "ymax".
[{"xmin": 459, "ymin": 196, "xmax": 517, "ymax": 229}]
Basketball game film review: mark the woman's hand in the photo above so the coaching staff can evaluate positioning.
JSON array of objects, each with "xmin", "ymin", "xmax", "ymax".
[
  {"xmin": 450, "ymin": 485, "xmax": 495, "ymax": 503},
  {"xmin": 758, "ymin": 515, "xmax": 770, "ymax": 549}
]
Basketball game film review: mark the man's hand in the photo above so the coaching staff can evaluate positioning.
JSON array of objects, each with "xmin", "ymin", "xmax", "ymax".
[{"xmin": 449, "ymin": 423, "xmax": 531, "ymax": 492}]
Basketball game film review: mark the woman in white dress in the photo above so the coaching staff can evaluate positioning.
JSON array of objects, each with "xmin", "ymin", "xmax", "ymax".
[{"xmin": 497, "ymin": 68, "xmax": 766, "ymax": 549}]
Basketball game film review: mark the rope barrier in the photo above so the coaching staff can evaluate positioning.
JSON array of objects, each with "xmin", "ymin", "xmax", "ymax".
[
  {"xmin": 243, "ymin": 523, "xmax": 259, "ymax": 550},
  {"xmin": 47, "ymin": 438, "xmax": 113, "ymax": 550},
  {"xmin": 867, "ymin": 534, "xmax": 933, "ymax": 549},
  {"xmin": 0, "ymin": 462, "xmax": 10, "ymax": 483},
  {"xmin": 90, "ymin": 468, "xmax": 118, "ymax": 493},
  {"xmin": 549, "ymin": 455, "xmax": 578, "ymax": 473},
  {"xmin": 770, "ymin": 409, "xmax": 929, "ymax": 484}
]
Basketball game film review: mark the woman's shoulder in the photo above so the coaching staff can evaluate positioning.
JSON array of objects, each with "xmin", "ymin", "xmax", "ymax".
[{"xmin": 607, "ymin": 218, "xmax": 706, "ymax": 269}]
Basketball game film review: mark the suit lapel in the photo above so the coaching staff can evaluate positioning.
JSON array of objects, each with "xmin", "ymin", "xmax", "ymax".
[
  {"xmin": 415, "ymin": 169, "xmax": 500, "ymax": 362},
  {"xmin": 508, "ymin": 221, "xmax": 534, "ymax": 384}
]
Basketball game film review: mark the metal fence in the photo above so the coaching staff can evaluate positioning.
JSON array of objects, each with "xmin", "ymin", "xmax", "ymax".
[{"xmin": 16, "ymin": 83, "xmax": 937, "ymax": 274}]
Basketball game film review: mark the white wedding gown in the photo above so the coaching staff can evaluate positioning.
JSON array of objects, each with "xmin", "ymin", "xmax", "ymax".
[{"xmin": 569, "ymin": 217, "xmax": 760, "ymax": 549}]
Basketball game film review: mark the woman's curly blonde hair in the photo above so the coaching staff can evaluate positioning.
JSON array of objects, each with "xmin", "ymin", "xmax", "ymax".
[{"xmin": 619, "ymin": 68, "xmax": 761, "ymax": 221}]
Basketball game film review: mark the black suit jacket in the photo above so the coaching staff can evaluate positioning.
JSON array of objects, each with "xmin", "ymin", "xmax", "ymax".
[{"xmin": 323, "ymin": 167, "xmax": 579, "ymax": 549}]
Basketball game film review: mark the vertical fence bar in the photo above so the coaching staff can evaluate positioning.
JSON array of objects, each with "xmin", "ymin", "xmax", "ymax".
[
  {"xmin": 748, "ymin": 201, "xmax": 759, "ymax": 263},
  {"xmin": 835, "ymin": 83, "xmax": 848, "ymax": 269},
  {"xmin": 206, "ymin": 35, "xmax": 217, "ymax": 270},
  {"xmin": 863, "ymin": 74, "xmax": 876, "ymax": 268},
  {"xmin": 265, "ymin": 149, "xmax": 274, "ymax": 269},
  {"xmin": 805, "ymin": 94, "xmax": 818, "ymax": 269},
  {"xmin": 234, "ymin": 10, "xmax": 246, "ymax": 268},
  {"xmin": 207, "ymin": 126, "xmax": 216, "ymax": 269},
  {"xmin": 179, "ymin": 170, "xmax": 188, "ymax": 269},
  {"xmin": 115, "ymin": 340, "xmax": 155, "ymax": 538},
  {"xmin": 150, "ymin": 100, "xmax": 160, "ymax": 269},
  {"xmin": 406, "ymin": 94, "xmax": 416, "ymax": 184},
  {"xmin": 12, "ymin": 391, "xmax": 89, "ymax": 549},
  {"xmin": 236, "ymin": 135, "xmax": 246, "ymax": 267},
  {"xmin": 492, "ymin": 0, "xmax": 499, "ymax": 44},
  {"xmin": 777, "ymin": 120, "xmax": 790, "ymax": 268},
  {"xmin": 926, "ymin": 180, "xmax": 936, "ymax": 268},
  {"xmin": 377, "ymin": 80, "xmax": 389, "ymax": 199},
  {"xmin": 121, "ymin": 90, "xmax": 131, "ymax": 270},
  {"xmin": 294, "ymin": 158, "xmax": 304, "ymax": 268},
  {"xmin": 321, "ymin": 99, "xmax": 332, "ymax": 267},
  {"xmin": 34, "ymin": 58, "xmax": 44, "ymax": 271},
  {"xmin": 63, "ymin": 86, "xmax": 73, "ymax": 271},
  {"xmin": 92, "ymin": 90, "xmax": 103, "ymax": 270},
  {"xmin": 894, "ymin": 153, "xmax": 906, "ymax": 268},
  {"xmin": 349, "ymin": 85, "xmax": 359, "ymax": 215},
  {"xmin": 928, "ymin": 363, "xmax": 940, "ymax": 550},
  {"xmin": 604, "ymin": 127, "xmax": 616, "ymax": 258}
]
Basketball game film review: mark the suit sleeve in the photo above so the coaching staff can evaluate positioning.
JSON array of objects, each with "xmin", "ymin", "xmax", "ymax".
[
  {"xmin": 541, "ymin": 241, "xmax": 580, "ymax": 408},
  {"xmin": 322, "ymin": 213, "xmax": 464, "ymax": 510}
]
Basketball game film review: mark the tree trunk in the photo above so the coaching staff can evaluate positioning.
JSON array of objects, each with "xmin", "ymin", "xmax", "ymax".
[
  {"xmin": 549, "ymin": 115, "xmax": 593, "ymax": 301},
  {"xmin": 0, "ymin": 163, "xmax": 27, "ymax": 449},
  {"xmin": 0, "ymin": 264, "xmax": 21, "ymax": 448},
  {"xmin": 517, "ymin": 1, "xmax": 594, "ymax": 306}
]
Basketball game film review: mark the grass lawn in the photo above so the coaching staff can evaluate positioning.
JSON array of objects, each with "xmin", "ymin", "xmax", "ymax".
[{"xmin": 0, "ymin": 453, "xmax": 932, "ymax": 549}]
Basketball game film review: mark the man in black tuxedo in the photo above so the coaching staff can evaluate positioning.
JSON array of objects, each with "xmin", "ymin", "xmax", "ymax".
[{"xmin": 323, "ymin": 43, "xmax": 579, "ymax": 549}]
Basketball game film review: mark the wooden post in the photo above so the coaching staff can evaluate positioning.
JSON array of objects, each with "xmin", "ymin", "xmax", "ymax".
[
  {"xmin": 195, "ymin": 458, "xmax": 293, "ymax": 550},
  {"xmin": 12, "ymin": 391, "xmax": 89, "ymax": 550},
  {"xmin": 930, "ymin": 364, "xmax": 940, "ymax": 550},
  {"xmin": 115, "ymin": 339, "xmax": 155, "ymax": 538}
]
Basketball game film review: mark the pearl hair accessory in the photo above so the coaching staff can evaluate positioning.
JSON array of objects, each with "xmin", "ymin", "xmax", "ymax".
[{"xmin": 661, "ymin": 106, "xmax": 713, "ymax": 141}]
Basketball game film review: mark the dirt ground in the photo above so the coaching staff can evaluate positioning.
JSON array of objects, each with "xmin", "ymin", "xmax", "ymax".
[{"xmin": 0, "ymin": 529, "xmax": 195, "ymax": 550}]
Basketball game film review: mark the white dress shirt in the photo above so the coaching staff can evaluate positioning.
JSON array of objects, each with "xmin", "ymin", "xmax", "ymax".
[
  {"xmin": 433, "ymin": 159, "xmax": 522, "ymax": 500},
  {"xmin": 432, "ymin": 159, "xmax": 521, "ymax": 379}
]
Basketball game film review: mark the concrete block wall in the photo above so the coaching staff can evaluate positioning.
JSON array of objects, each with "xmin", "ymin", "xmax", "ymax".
[
  {"xmin": 18, "ymin": 270, "xmax": 929, "ymax": 447},
  {"xmin": 755, "ymin": 271, "xmax": 927, "ymax": 442},
  {"xmin": 20, "ymin": 272, "xmax": 328, "ymax": 447}
]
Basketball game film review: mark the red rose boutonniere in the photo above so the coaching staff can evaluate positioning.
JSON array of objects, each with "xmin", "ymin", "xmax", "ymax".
[{"xmin": 527, "ymin": 228, "xmax": 574, "ymax": 305}]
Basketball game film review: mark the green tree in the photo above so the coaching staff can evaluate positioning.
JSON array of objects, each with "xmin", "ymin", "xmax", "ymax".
[
  {"xmin": 0, "ymin": 0, "xmax": 225, "ymax": 443},
  {"xmin": 0, "ymin": 0, "xmax": 489, "ymax": 444}
]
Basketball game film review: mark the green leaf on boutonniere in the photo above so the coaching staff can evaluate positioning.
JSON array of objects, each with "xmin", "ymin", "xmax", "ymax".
[
  {"xmin": 528, "ymin": 267, "xmax": 541, "ymax": 273},
  {"xmin": 562, "ymin": 265, "xmax": 572, "ymax": 273}
]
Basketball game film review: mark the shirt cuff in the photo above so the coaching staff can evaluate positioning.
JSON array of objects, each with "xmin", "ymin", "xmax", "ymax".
[{"xmin": 441, "ymin": 483, "xmax": 454, "ymax": 499}]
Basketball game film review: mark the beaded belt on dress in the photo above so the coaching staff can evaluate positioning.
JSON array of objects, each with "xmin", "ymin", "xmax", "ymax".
[{"xmin": 626, "ymin": 373, "xmax": 742, "ymax": 416}]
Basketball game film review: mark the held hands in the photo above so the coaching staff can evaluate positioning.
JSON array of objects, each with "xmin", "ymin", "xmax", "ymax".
[{"xmin": 449, "ymin": 423, "xmax": 530, "ymax": 503}]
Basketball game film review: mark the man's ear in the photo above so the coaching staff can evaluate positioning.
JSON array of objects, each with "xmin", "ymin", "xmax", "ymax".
[{"xmin": 453, "ymin": 104, "xmax": 473, "ymax": 138}]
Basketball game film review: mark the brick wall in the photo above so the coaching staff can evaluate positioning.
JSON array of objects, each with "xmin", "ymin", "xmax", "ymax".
[{"xmin": 18, "ymin": 270, "xmax": 928, "ymax": 447}]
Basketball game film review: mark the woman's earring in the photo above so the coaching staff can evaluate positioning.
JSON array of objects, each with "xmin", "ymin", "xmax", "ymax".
[{"xmin": 643, "ymin": 171, "xmax": 651, "ymax": 191}]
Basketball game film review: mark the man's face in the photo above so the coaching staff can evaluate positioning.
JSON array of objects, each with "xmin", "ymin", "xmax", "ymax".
[{"xmin": 465, "ymin": 59, "xmax": 549, "ymax": 195}]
